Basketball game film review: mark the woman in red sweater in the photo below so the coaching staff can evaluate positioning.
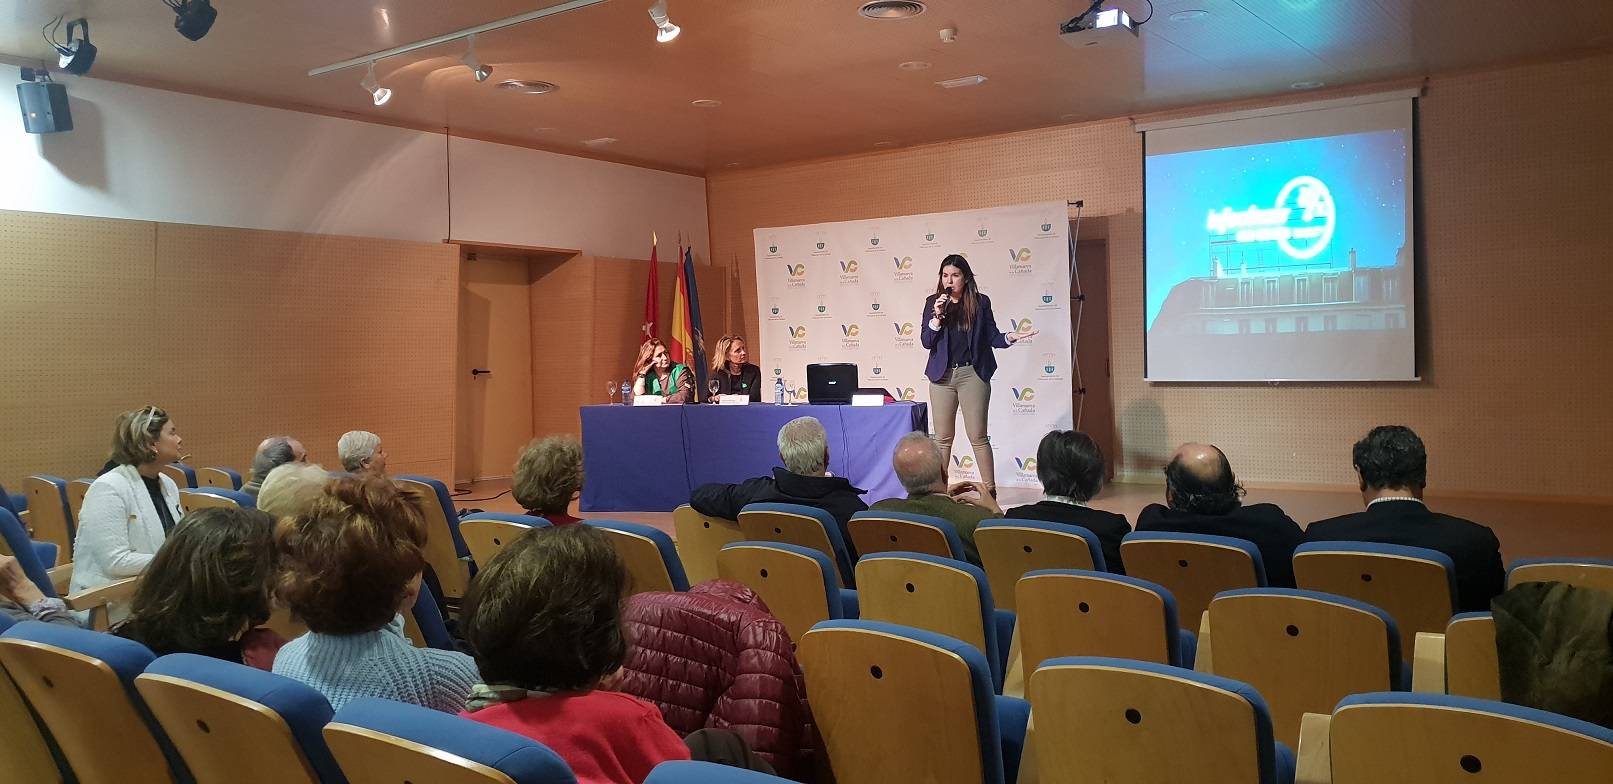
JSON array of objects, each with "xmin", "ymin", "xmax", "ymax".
[{"xmin": 458, "ymin": 524, "xmax": 688, "ymax": 783}]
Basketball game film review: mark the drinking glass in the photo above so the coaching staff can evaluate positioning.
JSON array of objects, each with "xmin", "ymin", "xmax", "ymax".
[
  {"xmin": 785, "ymin": 379, "xmax": 798, "ymax": 405},
  {"xmin": 708, "ymin": 379, "xmax": 721, "ymax": 401},
  {"xmin": 605, "ymin": 380, "xmax": 617, "ymax": 404}
]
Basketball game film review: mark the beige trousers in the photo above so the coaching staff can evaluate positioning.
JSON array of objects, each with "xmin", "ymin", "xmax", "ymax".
[{"xmin": 930, "ymin": 365, "xmax": 995, "ymax": 490}]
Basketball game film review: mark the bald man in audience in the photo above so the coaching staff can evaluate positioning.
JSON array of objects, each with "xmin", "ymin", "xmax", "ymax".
[
  {"xmin": 1135, "ymin": 443, "xmax": 1305, "ymax": 587},
  {"xmin": 1303, "ymin": 425, "xmax": 1504, "ymax": 612},
  {"xmin": 868, "ymin": 431, "xmax": 1002, "ymax": 566},
  {"xmin": 242, "ymin": 435, "xmax": 307, "ymax": 498}
]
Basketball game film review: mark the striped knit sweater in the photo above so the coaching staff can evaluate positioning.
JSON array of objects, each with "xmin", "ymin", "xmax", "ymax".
[{"xmin": 273, "ymin": 615, "xmax": 479, "ymax": 713}]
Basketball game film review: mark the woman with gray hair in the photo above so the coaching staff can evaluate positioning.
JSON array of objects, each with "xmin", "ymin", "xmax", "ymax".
[
  {"xmin": 512, "ymin": 436, "xmax": 584, "ymax": 526},
  {"xmin": 243, "ymin": 436, "xmax": 307, "ymax": 497},
  {"xmin": 337, "ymin": 430, "xmax": 388, "ymax": 477},
  {"xmin": 72, "ymin": 406, "xmax": 187, "ymax": 607}
]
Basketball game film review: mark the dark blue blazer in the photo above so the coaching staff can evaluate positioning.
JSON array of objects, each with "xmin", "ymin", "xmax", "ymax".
[{"xmin": 921, "ymin": 292, "xmax": 1010, "ymax": 383}]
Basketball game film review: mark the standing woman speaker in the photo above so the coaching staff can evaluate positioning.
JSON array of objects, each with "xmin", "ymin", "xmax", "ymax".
[{"xmin": 921, "ymin": 254, "xmax": 1038, "ymax": 495}]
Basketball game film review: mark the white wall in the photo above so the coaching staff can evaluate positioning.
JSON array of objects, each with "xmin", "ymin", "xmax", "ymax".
[{"xmin": 2, "ymin": 74, "xmax": 708, "ymax": 259}]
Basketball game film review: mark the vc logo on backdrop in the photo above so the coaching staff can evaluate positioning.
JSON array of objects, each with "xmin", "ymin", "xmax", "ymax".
[
  {"xmin": 891, "ymin": 256, "xmax": 914, "ymax": 282},
  {"xmin": 783, "ymin": 263, "xmax": 806, "ymax": 289},
  {"xmin": 840, "ymin": 324, "xmax": 861, "ymax": 348},
  {"xmin": 952, "ymin": 455, "xmax": 976, "ymax": 470},
  {"xmin": 1012, "ymin": 387, "xmax": 1037, "ymax": 414},
  {"xmin": 1014, "ymin": 456, "xmax": 1039, "ymax": 481},
  {"xmin": 894, "ymin": 387, "xmax": 917, "ymax": 401},
  {"xmin": 1008, "ymin": 247, "xmax": 1033, "ymax": 275},
  {"xmin": 787, "ymin": 325, "xmax": 808, "ymax": 348},
  {"xmin": 839, "ymin": 258, "xmax": 860, "ymax": 284}
]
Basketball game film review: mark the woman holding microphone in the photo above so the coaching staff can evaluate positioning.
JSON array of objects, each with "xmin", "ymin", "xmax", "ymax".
[{"xmin": 921, "ymin": 254, "xmax": 1037, "ymax": 496}]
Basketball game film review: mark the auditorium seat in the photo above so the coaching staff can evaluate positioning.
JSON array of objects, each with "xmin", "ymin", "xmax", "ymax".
[
  {"xmin": 0, "ymin": 621, "xmax": 187, "ymax": 783},
  {"xmin": 180, "ymin": 487, "xmax": 257, "ymax": 513},
  {"xmin": 0, "ymin": 508, "xmax": 61, "ymax": 598},
  {"xmin": 136, "ymin": 653, "xmax": 342, "ymax": 783},
  {"xmin": 198, "ymin": 466, "xmax": 244, "ymax": 491},
  {"xmin": 458, "ymin": 512, "xmax": 547, "ymax": 567},
  {"xmin": 1203, "ymin": 588, "xmax": 1402, "ymax": 747},
  {"xmin": 67, "ymin": 477, "xmax": 92, "ymax": 528},
  {"xmin": 717, "ymin": 541, "xmax": 857, "ymax": 642},
  {"xmin": 798, "ymin": 620, "xmax": 1029, "ymax": 784},
  {"xmin": 0, "ymin": 616, "xmax": 64, "ymax": 783},
  {"xmin": 1507, "ymin": 557, "xmax": 1613, "ymax": 593},
  {"xmin": 22, "ymin": 475, "xmax": 73, "ymax": 557},
  {"xmin": 1122, "ymin": 532, "xmax": 1267, "ymax": 629},
  {"xmin": 0, "ymin": 479, "xmax": 26, "ymax": 518},
  {"xmin": 1410, "ymin": 612, "xmax": 1499, "ymax": 700},
  {"xmin": 671, "ymin": 504, "xmax": 744, "ymax": 585},
  {"xmin": 323, "ymin": 697, "xmax": 575, "ymax": 783},
  {"xmin": 738, "ymin": 502, "xmax": 856, "ymax": 588},
  {"xmin": 404, "ymin": 581, "xmax": 455, "ymax": 651},
  {"xmin": 847, "ymin": 510, "xmax": 965, "ymax": 560},
  {"xmin": 975, "ymin": 519, "xmax": 1106, "ymax": 612},
  {"xmin": 162, "ymin": 462, "xmax": 199, "ymax": 489},
  {"xmin": 854, "ymin": 552, "xmax": 1013, "ymax": 693},
  {"xmin": 1295, "ymin": 693, "xmax": 1613, "ymax": 783},
  {"xmin": 592, "ymin": 520, "xmax": 690, "ymax": 594},
  {"xmin": 1016, "ymin": 569, "xmax": 1196, "ymax": 672},
  {"xmin": 394, "ymin": 475, "xmax": 474, "ymax": 600},
  {"xmin": 1028, "ymin": 657, "xmax": 1293, "ymax": 784},
  {"xmin": 1293, "ymin": 541, "xmax": 1456, "ymax": 656},
  {"xmin": 646, "ymin": 760, "xmax": 792, "ymax": 782}
]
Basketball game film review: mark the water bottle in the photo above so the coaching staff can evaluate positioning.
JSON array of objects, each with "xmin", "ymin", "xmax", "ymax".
[
  {"xmin": 774, "ymin": 376, "xmax": 785, "ymax": 405},
  {"xmin": 620, "ymin": 381, "xmax": 632, "ymax": 405}
]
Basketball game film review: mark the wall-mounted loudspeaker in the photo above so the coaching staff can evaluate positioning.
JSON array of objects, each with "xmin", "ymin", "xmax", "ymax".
[{"xmin": 17, "ymin": 81, "xmax": 73, "ymax": 134}]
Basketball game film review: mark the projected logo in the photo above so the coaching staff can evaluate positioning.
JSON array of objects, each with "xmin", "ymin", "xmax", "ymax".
[
  {"xmin": 1205, "ymin": 175, "xmax": 1336, "ymax": 261},
  {"xmin": 784, "ymin": 263, "xmax": 806, "ymax": 289}
]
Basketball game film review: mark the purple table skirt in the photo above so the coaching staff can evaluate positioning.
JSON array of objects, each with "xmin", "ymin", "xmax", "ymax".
[{"xmin": 580, "ymin": 402, "xmax": 928, "ymax": 512}]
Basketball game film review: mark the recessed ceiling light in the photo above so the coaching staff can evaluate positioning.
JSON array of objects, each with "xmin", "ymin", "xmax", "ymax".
[
  {"xmin": 497, "ymin": 79, "xmax": 558, "ymax": 95},
  {"xmin": 1290, "ymin": 80, "xmax": 1325, "ymax": 89},
  {"xmin": 582, "ymin": 137, "xmax": 618, "ymax": 147},
  {"xmin": 1168, "ymin": 10, "xmax": 1210, "ymax": 22},
  {"xmin": 690, "ymin": 98, "xmax": 722, "ymax": 108},
  {"xmin": 533, "ymin": 126, "xmax": 556, "ymax": 133},
  {"xmin": 898, "ymin": 60, "xmax": 931, "ymax": 71},
  {"xmin": 859, "ymin": 1, "xmax": 926, "ymax": 19},
  {"xmin": 873, "ymin": 141, "xmax": 896, "ymax": 148},
  {"xmin": 936, "ymin": 74, "xmax": 987, "ymax": 89}
]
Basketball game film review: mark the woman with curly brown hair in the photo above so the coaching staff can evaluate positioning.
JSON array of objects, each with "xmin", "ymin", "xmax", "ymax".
[
  {"xmin": 271, "ymin": 475, "xmax": 478, "ymax": 712},
  {"xmin": 114, "ymin": 506, "xmax": 287, "ymax": 669},
  {"xmin": 513, "ymin": 436, "xmax": 585, "ymax": 526}
]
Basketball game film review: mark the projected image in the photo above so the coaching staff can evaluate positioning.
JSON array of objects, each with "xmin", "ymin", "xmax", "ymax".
[{"xmin": 1145, "ymin": 128, "xmax": 1414, "ymax": 381}]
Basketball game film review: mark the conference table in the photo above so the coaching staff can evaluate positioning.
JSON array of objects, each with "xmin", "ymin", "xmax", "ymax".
[{"xmin": 579, "ymin": 402, "xmax": 929, "ymax": 512}]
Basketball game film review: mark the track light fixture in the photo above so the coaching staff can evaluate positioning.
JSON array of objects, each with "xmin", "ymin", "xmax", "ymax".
[
  {"xmin": 648, "ymin": 0, "xmax": 680, "ymax": 43},
  {"xmin": 165, "ymin": 0, "xmax": 218, "ymax": 42},
  {"xmin": 461, "ymin": 34, "xmax": 493, "ymax": 82},
  {"xmin": 360, "ymin": 62, "xmax": 392, "ymax": 106},
  {"xmin": 45, "ymin": 16, "xmax": 97, "ymax": 76}
]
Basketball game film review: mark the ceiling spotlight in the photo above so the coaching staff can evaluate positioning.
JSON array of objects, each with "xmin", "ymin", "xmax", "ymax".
[
  {"xmin": 690, "ymin": 98, "xmax": 722, "ymax": 108},
  {"xmin": 936, "ymin": 74, "xmax": 987, "ymax": 89},
  {"xmin": 360, "ymin": 62, "xmax": 392, "ymax": 106},
  {"xmin": 496, "ymin": 79, "xmax": 558, "ymax": 95},
  {"xmin": 898, "ymin": 60, "xmax": 931, "ymax": 71},
  {"xmin": 1290, "ymin": 80, "xmax": 1325, "ymax": 90},
  {"xmin": 461, "ymin": 34, "xmax": 493, "ymax": 82},
  {"xmin": 860, "ymin": 1, "xmax": 927, "ymax": 19},
  {"xmin": 51, "ymin": 18, "xmax": 98, "ymax": 76},
  {"xmin": 165, "ymin": 0, "xmax": 218, "ymax": 42},
  {"xmin": 648, "ymin": 0, "xmax": 680, "ymax": 43},
  {"xmin": 1168, "ymin": 9, "xmax": 1210, "ymax": 22}
]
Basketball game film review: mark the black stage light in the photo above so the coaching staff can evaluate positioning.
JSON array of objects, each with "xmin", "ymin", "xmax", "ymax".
[
  {"xmin": 169, "ymin": 0, "xmax": 218, "ymax": 42},
  {"xmin": 53, "ymin": 18, "xmax": 97, "ymax": 75}
]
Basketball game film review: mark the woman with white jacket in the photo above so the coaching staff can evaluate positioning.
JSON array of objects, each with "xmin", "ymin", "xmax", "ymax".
[{"xmin": 71, "ymin": 406, "xmax": 186, "ymax": 603}]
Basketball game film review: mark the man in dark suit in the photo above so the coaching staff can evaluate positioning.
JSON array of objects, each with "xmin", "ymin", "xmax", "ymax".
[
  {"xmin": 1135, "ymin": 443, "xmax": 1305, "ymax": 587},
  {"xmin": 1005, "ymin": 430, "xmax": 1131, "ymax": 574},
  {"xmin": 690, "ymin": 415, "xmax": 868, "ymax": 547},
  {"xmin": 1303, "ymin": 425, "xmax": 1504, "ymax": 612}
]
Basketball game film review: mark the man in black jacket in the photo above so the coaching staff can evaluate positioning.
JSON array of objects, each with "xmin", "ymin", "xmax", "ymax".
[
  {"xmin": 1135, "ymin": 443, "xmax": 1305, "ymax": 587},
  {"xmin": 689, "ymin": 416, "xmax": 868, "ymax": 551},
  {"xmin": 1303, "ymin": 425, "xmax": 1504, "ymax": 612},
  {"xmin": 1005, "ymin": 430, "xmax": 1131, "ymax": 574}
]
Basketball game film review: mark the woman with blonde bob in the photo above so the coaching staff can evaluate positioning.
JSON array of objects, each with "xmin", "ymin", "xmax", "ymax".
[
  {"xmin": 72, "ymin": 406, "xmax": 187, "ymax": 607},
  {"xmin": 631, "ymin": 339, "xmax": 692, "ymax": 404},
  {"xmin": 708, "ymin": 334, "xmax": 762, "ymax": 402},
  {"xmin": 513, "ymin": 436, "xmax": 584, "ymax": 526}
]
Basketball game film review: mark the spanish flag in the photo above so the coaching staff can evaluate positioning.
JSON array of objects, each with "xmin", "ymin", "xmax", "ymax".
[{"xmin": 669, "ymin": 242, "xmax": 707, "ymax": 400}]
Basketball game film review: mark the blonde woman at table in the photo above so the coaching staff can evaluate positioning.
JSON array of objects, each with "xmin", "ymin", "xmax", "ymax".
[
  {"xmin": 709, "ymin": 334, "xmax": 763, "ymax": 402},
  {"xmin": 632, "ymin": 339, "xmax": 693, "ymax": 403}
]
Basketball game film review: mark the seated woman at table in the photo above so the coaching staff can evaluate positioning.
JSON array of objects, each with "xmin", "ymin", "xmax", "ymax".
[
  {"xmin": 709, "ymin": 334, "xmax": 762, "ymax": 402},
  {"xmin": 632, "ymin": 339, "xmax": 693, "ymax": 403}
]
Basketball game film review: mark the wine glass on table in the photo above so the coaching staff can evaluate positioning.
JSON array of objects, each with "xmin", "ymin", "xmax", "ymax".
[
  {"xmin": 784, "ymin": 379, "xmax": 798, "ymax": 406},
  {"xmin": 708, "ymin": 378, "xmax": 721, "ymax": 403},
  {"xmin": 605, "ymin": 380, "xmax": 617, "ymax": 404}
]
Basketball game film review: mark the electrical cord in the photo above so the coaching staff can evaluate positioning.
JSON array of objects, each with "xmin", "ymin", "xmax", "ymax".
[{"xmin": 41, "ymin": 14, "xmax": 65, "ymax": 53}]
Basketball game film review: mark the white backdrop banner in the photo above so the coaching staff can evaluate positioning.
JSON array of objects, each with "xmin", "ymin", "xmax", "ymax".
[{"xmin": 754, "ymin": 202, "xmax": 1073, "ymax": 489}]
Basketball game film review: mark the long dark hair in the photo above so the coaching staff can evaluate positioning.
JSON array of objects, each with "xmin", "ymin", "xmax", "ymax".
[
  {"xmin": 935, "ymin": 254, "xmax": 980, "ymax": 329},
  {"xmin": 115, "ymin": 506, "xmax": 278, "ymax": 655}
]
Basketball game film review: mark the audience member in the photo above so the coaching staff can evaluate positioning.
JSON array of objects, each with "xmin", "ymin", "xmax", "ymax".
[
  {"xmin": 72, "ymin": 406, "xmax": 187, "ymax": 615},
  {"xmin": 460, "ymin": 524, "xmax": 692, "ymax": 783},
  {"xmin": 868, "ymin": 431, "xmax": 1001, "ymax": 565},
  {"xmin": 337, "ymin": 430, "xmax": 388, "ymax": 477},
  {"xmin": 0, "ymin": 554, "xmax": 78, "ymax": 627},
  {"xmin": 114, "ymin": 507, "xmax": 287, "ymax": 669},
  {"xmin": 256, "ymin": 462, "xmax": 332, "ymax": 520},
  {"xmin": 242, "ymin": 435, "xmax": 308, "ymax": 497},
  {"xmin": 272, "ymin": 476, "xmax": 477, "ymax": 712},
  {"xmin": 690, "ymin": 416, "xmax": 868, "ymax": 543},
  {"xmin": 1304, "ymin": 425, "xmax": 1505, "ymax": 612},
  {"xmin": 1135, "ymin": 443, "xmax": 1304, "ymax": 587},
  {"xmin": 513, "ymin": 436, "xmax": 585, "ymax": 525},
  {"xmin": 1004, "ymin": 430, "xmax": 1131, "ymax": 574}
]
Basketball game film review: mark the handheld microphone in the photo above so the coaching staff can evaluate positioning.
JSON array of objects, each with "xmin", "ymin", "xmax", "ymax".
[{"xmin": 937, "ymin": 284, "xmax": 953, "ymax": 319}]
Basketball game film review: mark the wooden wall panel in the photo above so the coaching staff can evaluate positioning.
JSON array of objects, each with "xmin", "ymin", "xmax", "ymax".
[
  {"xmin": 708, "ymin": 52, "xmax": 1613, "ymax": 500},
  {"xmin": 0, "ymin": 210, "xmax": 458, "ymax": 484}
]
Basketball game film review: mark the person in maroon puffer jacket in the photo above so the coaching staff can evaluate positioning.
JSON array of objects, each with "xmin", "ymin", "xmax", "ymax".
[{"xmin": 618, "ymin": 581, "xmax": 815, "ymax": 780}]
